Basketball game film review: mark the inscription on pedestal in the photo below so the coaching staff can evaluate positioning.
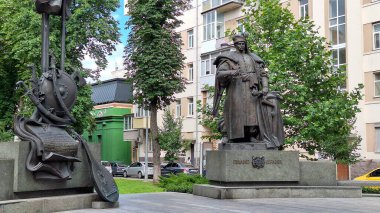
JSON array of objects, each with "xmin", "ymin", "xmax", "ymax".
[{"xmin": 207, "ymin": 150, "xmax": 300, "ymax": 182}]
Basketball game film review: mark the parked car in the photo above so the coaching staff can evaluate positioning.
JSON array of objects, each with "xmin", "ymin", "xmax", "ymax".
[
  {"xmin": 161, "ymin": 162, "xmax": 199, "ymax": 176},
  {"xmin": 355, "ymin": 167, "xmax": 380, "ymax": 181},
  {"xmin": 160, "ymin": 163, "xmax": 172, "ymax": 177},
  {"xmin": 124, "ymin": 162, "xmax": 154, "ymax": 179},
  {"xmin": 101, "ymin": 161, "xmax": 112, "ymax": 174},
  {"xmin": 110, "ymin": 162, "xmax": 127, "ymax": 177}
]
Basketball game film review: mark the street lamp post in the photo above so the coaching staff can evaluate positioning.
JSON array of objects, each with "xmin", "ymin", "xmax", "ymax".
[{"xmin": 144, "ymin": 110, "xmax": 149, "ymax": 182}]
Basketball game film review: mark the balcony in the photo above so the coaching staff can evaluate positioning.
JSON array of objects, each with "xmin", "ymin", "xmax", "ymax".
[
  {"xmin": 132, "ymin": 117, "xmax": 150, "ymax": 129},
  {"xmin": 202, "ymin": 0, "xmax": 244, "ymax": 14}
]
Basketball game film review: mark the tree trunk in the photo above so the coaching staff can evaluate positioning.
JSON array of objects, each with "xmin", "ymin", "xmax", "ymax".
[{"xmin": 151, "ymin": 106, "xmax": 161, "ymax": 183}]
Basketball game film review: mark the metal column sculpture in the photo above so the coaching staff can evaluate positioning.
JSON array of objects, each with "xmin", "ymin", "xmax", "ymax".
[{"xmin": 13, "ymin": 0, "xmax": 118, "ymax": 202}]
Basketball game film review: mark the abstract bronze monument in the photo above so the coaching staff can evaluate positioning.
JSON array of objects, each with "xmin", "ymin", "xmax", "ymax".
[
  {"xmin": 213, "ymin": 34, "xmax": 285, "ymax": 149},
  {"xmin": 13, "ymin": 0, "xmax": 118, "ymax": 202}
]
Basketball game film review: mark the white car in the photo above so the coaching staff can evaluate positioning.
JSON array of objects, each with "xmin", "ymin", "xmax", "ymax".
[
  {"xmin": 124, "ymin": 162, "xmax": 153, "ymax": 179},
  {"xmin": 101, "ymin": 161, "xmax": 112, "ymax": 174}
]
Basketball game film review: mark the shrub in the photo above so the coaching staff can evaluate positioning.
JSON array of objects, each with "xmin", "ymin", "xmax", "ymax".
[
  {"xmin": 159, "ymin": 174, "xmax": 209, "ymax": 194},
  {"xmin": 362, "ymin": 187, "xmax": 380, "ymax": 194}
]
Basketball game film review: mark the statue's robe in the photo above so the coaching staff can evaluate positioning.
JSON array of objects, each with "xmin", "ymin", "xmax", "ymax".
[{"xmin": 212, "ymin": 51, "xmax": 285, "ymax": 148}]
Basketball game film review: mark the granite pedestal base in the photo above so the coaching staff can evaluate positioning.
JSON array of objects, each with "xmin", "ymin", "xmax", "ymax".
[
  {"xmin": 0, "ymin": 193, "xmax": 100, "ymax": 213},
  {"xmin": 193, "ymin": 185, "xmax": 362, "ymax": 199},
  {"xmin": 193, "ymin": 150, "xmax": 361, "ymax": 199},
  {"xmin": 0, "ymin": 141, "xmax": 100, "ymax": 201}
]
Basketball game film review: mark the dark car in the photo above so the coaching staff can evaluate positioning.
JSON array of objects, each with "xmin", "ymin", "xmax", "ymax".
[
  {"xmin": 161, "ymin": 162, "xmax": 199, "ymax": 176},
  {"xmin": 110, "ymin": 162, "xmax": 127, "ymax": 177}
]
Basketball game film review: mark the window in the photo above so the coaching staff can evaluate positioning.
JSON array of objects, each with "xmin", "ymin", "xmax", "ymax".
[
  {"xmin": 376, "ymin": 127, "xmax": 380, "ymax": 152},
  {"xmin": 299, "ymin": 0, "xmax": 308, "ymax": 18},
  {"xmin": 375, "ymin": 73, "xmax": 380, "ymax": 97},
  {"xmin": 188, "ymin": 29, "xmax": 194, "ymax": 48},
  {"xmin": 329, "ymin": 0, "xmax": 346, "ymax": 88},
  {"xmin": 188, "ymin": 98, "xmax": 194, "ymax": 116},
  {"xmin": 124, "ymin": 115, "xmax": 133, "ymax": 130},
  {"xmin": 135, "ymin": 106, "xmax": 150, "ymax": 117},
  {"xmin": 370, "ymin": 169, "xmax": 380, "ymax": 177},
  {"xmin": 188, "ymin": 63, "xmax": 194, "ymax": 82},
  {"xmin": 237, "ymin": 19, "xmax": 246, "ymax": 33},
  {"xmin": 201, "ymin": 50, "xmax": 230, "ymax": 76},
  {"xmin": 203, "ymin": 11, "xmax": 215, "ymax": 40},
  {"xmin": 374, "ymin": 23, "xmax": 380, "ymax": 50},
  {"xmin": 329, "ymin": 0, "xmax": 346, "ymax": 46},
  {"xmin": 176, "ymin": 100, "xmax": 181, "ymax": 118},
  {"xmin": 201, "ymin": 55, "xmax": 216, "ymax": 76},
  {"xmin": 203, "ymin": 11, "xmax": 224, "ymax": 41}
]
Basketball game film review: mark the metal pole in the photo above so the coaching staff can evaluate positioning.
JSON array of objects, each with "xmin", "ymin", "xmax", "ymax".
[
  {"xmin": 195, "ymin": 0, "xmax": 202, "ymax": 175},
  {"xmin": 41, "ymin": 13, "xmax": 50, "ymax": 73},
  {"xmin": 60, "ymin": 0, "xmax": 67, "ymax": 71},
  {"xmin": 144, "ymin": 110, "xmax": 149, "ymax": 182}
]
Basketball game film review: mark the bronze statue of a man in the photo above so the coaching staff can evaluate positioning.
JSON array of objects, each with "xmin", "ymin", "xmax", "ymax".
[{"xmin": 212, "ymin": 34, "xmax": 285, "ymax": 149}]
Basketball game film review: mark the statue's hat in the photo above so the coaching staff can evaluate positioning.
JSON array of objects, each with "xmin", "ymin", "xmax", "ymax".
[{"xmin": 232, "ymin": 34, "xmax": 246, "ymax": 43}]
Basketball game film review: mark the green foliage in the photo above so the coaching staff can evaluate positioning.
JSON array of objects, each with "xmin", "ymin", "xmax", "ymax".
[
  {"xmin": 114, "ymin": 178, "xmax": 164, "ymax": 194},
  {"xmin": 159, "ymin": 174, "xmax": 209, "ymax": 194},
  {"xmin": 362, "ymin": 187, "xmax": 380, "ymax": 194},
  {"xmin": 0, "ymin": 0, "xmax": 119, "ymax": 139},
  {"xmin": 158, "ymin": 110, "xmax": 183, "ymax": 161},
  {"xmin": 225, "ymin": 0, "xmax": 362, "ymax": 164},
  {"xmin": 124, "ymin": 0, "xmax": 190, "ymax": 182},
  {"xmin": 71, "ymin": 84, "xmax": 96, "ymax": 134},
  {"xmin": 124, "ymin": 0, "xmax": 189, "ymax": 109},
  {"xmin": 196, "ymin": 84, "xmax": 223, "ymax": 142}
]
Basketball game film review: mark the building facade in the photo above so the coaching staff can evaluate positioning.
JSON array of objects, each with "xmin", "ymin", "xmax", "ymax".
[
  {"xmin": 175, "ymin": 0, "xmax": 380, "ymax": 165},
  {"xmin": 124, "ymin": 0, "xmax": 380, "ymax": 169},
  {"xmin": 280, "ymin": 0, "xmax": 380, "ymax": 161},
  {"xmin": 82, "ymin": 78, "xmax": 134, "ymax": 164}
]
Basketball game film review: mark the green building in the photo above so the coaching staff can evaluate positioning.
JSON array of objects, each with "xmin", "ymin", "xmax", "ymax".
[{"xmin": 82, "ymin": 78, "xmax": 133, "ymax": 164}]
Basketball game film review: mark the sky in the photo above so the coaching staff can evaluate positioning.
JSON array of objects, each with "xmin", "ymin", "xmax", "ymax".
[{"xmin": 82, "ymin": 0, "xmax": 129, "ymax": 82}]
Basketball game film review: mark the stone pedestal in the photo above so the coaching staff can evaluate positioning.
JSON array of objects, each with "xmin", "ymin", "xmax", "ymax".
[
  {"xmin": 193, "ymin": 150, "xmax": 361, "ymax": 199},
  {"xmin": 0, "ymin": 141, "xmax": 101, "ymax": 201}
]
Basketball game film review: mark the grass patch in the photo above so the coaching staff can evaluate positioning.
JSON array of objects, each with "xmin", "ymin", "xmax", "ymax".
[{"xmin": 115, "ymin": 178, "xmax": 164, "ymax": 194}]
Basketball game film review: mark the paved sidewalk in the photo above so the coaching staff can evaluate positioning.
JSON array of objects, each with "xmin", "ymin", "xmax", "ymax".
[{"xmin": 61, "ymin": 192, "xmax": 380, "ymax": 213}]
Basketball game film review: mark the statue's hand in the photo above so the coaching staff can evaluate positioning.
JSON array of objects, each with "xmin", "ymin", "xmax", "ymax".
[
  {"xmin": 232, "ymin": 70, "xmax": 240, "ymax": 76},
  {"xmin": 262, "ymin": 87, "xmax": 269, "ymax": 96}
]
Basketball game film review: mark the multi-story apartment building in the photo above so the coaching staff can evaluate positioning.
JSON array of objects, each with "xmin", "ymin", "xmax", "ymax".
[
  {"xmin": 124, "ymin": 0, "xmax": 380, "ymax": 171},
  {"xmin": 175, "ymin": 0, "xmax": 380, "ymax": 167},
  {"xmin": 280, "ymin": 0, "xmax": 380, "ymax": 163}
]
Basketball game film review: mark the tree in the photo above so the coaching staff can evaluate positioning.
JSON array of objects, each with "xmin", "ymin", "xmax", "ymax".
[
  {"xmin": 0, "ymin": 0, "xmax": 120, "ymax": 138},
  {"xmin": 235, "ymin": 0, "xmax": 363, "ymax": 164},
  {"xmin": 158, "ymin": 110, "xmax": 183, "ymax": 162},
  {"xmin": 124, "ymin": 0, "xmax": 190, "ymax": 182},
  {"xmin": 196, "ymin": 85, "xmax": 223, "ymax": 142}
]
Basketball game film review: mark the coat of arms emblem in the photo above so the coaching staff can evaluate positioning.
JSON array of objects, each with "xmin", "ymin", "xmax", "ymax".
[{"xmin": 252, "ymin": 156, "xmax": 265, "ymax": 169}]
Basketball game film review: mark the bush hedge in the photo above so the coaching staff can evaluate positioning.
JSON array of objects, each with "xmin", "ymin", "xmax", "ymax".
[
  {"xmin": 362, "ymin": 187, "xmax": 380, "ymax": 194},
  {"xmin": 159, "ymin": 174, "xmax": 208, "ymax": 194}
]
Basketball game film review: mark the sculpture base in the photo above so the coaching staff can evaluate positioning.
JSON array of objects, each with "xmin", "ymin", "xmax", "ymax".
[
  {"xmin": 195, "ymin": 150, "xmax": 361, "ymax": 199},
  {"xmin": 0, "ymin": 193, "xmax": 100, "ymax": 213},
  {"xmin": 0, "ymin": 141, "xmax": 100, "ymax": 201},
  {"xmin": 193, "ymin": 185, "xmax": 362, "ymax": 199}
]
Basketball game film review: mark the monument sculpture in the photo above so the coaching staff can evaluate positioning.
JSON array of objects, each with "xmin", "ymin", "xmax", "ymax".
[
  {"xmin": 212, "ymin": 34, "xmax": 284, "ymax": 149},
  {"xmin": 12, "ymin": 0, "xmax": 118, "ymax": 203},
  {"xmin": 193, "ymin": 34, "xmax": 361, "ymax": 199}
]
